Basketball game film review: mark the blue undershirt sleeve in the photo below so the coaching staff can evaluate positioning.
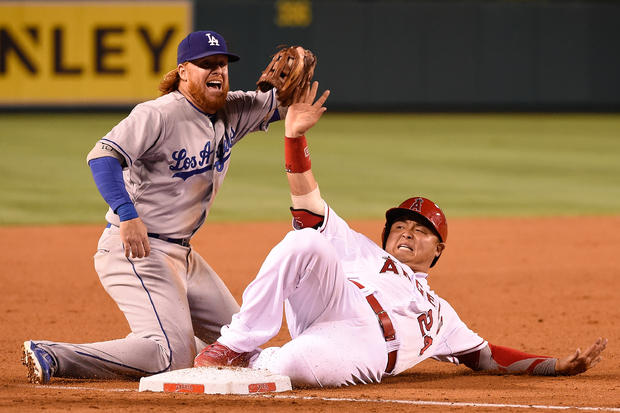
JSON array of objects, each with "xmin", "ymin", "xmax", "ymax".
[{"xmin": 88, "ymin": 156, "xmax": 138, "ymax": 222}]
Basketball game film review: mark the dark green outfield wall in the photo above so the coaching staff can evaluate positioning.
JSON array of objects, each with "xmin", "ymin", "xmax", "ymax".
[{"xmin": 196, "ymin": 0, "xmax": 620, "ymax": 111}]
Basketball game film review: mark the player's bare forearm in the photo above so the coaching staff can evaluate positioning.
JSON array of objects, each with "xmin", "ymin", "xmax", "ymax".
[
  {"xmin": 458, "ymin": 338, "xmax": 607, "ymax": 376},
  {"xmin": 119, "ymin": 218, "xmax": 151, "ymax": 259},
  {"xmin": 287, "ymin": 171, "xmax": 318, "ymax": 196}
]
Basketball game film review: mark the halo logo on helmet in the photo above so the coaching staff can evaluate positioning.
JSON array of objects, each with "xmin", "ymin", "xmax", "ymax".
[
  {"xmin": 410, "ymin": 197, "xmax": 424, "ymax": 213},
  {"xmin": 381, "ymin": 197, "xmax": 448, "ymax": 268}
]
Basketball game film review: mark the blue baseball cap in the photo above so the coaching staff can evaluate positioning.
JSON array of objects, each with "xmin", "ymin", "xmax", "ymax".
[{"xmin": 176, "ymin": 31, "xmax": 240, "ymax": 65}]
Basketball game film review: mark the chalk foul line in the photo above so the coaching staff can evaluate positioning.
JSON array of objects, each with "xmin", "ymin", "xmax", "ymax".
[
  {"xmin": 21, "ymin": 384, "xmax": 620, "ymax": 411},
  {"xmin": 262, "ymin": 394, "xmax": 620, "ymax": 412}
]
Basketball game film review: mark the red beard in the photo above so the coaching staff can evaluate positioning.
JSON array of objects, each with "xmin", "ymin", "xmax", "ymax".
[{"xmin": 187, "ymin": 80, "xmax": 229, "ymax": 114}]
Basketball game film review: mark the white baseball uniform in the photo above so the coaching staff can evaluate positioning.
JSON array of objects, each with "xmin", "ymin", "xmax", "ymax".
[
  {"xmin": 218, "ymin": 202, "xmax": 487, "ymax": 387},
  {"xmin": 34, "ymin": 89, "xmax": 280, "ymax": 379}
]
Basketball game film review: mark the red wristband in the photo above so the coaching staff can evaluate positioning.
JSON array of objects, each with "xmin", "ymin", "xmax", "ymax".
[{"xmin": 284, "ymin": 135, "xmax": 311, "ymax": 173}]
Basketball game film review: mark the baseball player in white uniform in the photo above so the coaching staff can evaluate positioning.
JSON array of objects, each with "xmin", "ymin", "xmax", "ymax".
[
  {"xmin": 22, "ymin": 30, "xmax": 287, "ymax": 384},
  {"xmin": 194, "ymin": 82, "xmax": 608, "ymax": 387}
]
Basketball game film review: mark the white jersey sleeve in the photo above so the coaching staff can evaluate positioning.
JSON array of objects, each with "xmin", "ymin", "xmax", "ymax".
[
  {"xmin": 311, "ymin": 203, "xmax": 415, "ymax": 289},
  {"xmin": 315, "ymin": 202, "xmax": 360, "ymax": 246},
  {"xmin": 313, "ymin": 203, "xmax": 383, "ymax": 270},
  {"xmin": 428, "ymin": 297, "xmax": 487, "ymax": 364}
]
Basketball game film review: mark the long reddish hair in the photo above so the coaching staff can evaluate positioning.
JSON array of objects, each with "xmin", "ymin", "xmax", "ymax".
[{"xmin": 159, "ymin": 68, "xmax": 181, "ymax": 95}]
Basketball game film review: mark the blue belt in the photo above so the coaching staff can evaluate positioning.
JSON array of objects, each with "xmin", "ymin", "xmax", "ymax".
[{"xmin": 106, "ymin": 223, "xmax": 191, "ymax": 247}]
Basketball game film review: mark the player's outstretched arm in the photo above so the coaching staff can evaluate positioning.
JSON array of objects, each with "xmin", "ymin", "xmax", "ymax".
[
  {"xmin": 457, "ymin": 337, "xmax": 607, "ymax": 376},
  {"xmin": 284, "ymin": 81, "xmax": 329, "ymax": 217}
]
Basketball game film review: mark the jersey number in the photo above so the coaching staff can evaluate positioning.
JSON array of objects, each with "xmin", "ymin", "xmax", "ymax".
[{"xmin": 417, "ymin": 309, "xmax": 434, "ymax": 355}]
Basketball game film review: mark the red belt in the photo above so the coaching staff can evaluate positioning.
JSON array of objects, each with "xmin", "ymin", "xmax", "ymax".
[{"xmin": 350, "ymin": 280, "xmax": 397, "ymax": 373}]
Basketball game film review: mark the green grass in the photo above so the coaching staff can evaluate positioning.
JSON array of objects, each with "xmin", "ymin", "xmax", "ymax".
[
  {"xmin": 1, "ymin": 112, "xmax": 619, "ymax": 225},
  {"xmin": 0, "ymin": 113, "xmax": 126, "ymax": 225}
]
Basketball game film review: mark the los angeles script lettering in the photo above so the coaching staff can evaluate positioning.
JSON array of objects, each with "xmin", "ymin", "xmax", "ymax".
[
  {"xmin": 169, "ymin": 141, "xmax": 214, "ymax": 171},
  {"xmin": 169, "ymin": 130, "xmax": 235, "ymax": 180}
]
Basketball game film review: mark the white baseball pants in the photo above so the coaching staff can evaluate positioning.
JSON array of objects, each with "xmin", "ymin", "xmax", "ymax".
[{"xmin": 219, "ymin": 229, "xmax": 389, "ymax": 387}]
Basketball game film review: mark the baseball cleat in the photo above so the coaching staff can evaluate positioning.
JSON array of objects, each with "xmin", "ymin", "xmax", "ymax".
[
  {"xmin": 194, "ymin": 341, "xmax": 250, "ymax": 368},
  {"xmin": 22, "ymin": 340, "xmax": 57, "ymax": 384}
]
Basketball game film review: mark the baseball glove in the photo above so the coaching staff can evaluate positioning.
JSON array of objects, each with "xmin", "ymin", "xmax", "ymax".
[{"xmin": 256, "ymin": 46, "xmax": 317, "ymax": 107}]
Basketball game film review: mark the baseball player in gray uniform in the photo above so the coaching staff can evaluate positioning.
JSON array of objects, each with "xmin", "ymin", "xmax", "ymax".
[
  {"xmin": 194, "ymin": 83, "xmax": 608, "ymax": 387},
  {"xmin": 22, "ymin": 30, "xmax": 287, "ymax": 384}
]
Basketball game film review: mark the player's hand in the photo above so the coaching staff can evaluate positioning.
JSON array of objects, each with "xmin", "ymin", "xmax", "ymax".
[
  {"xmin": 555, "ymin": 337, "xmax": 607, "ymax": 375},
  {"xmin": 119, "ymin": 217, "xmax": 151, "ymax": 258},
  {"xmin": 284, "ymin": 81, "xmax": 330, "ymax": 138}
]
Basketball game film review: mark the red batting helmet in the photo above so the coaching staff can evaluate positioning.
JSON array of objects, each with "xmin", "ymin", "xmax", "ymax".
[{"xmin": 381, "ymin": 197, "xmax": 448, "ymax": 267}]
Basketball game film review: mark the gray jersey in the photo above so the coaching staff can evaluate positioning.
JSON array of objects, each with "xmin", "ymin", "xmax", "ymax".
[{"xmin": 99, "ymin": 89, "xmax": 278, "ymax": 238}]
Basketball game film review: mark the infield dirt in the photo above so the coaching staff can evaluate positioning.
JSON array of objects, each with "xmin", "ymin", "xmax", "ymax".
[{"xmin": 1, "ymin": 217, "xmax": 619, "ymax": 412}]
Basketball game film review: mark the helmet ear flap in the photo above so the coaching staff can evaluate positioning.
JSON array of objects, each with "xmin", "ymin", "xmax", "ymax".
[{"xmin": 430, "ymin": 238, "xmax": 446, "ymax": 267}]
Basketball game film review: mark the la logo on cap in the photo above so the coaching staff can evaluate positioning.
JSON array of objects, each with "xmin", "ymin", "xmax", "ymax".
[
  {"xmin": 176, "ymin": 30, "xmax": 240, "ymax": 64},
  {"xmin": 205, "ymin": 33, "xmax": 220, "ymax": 46}
]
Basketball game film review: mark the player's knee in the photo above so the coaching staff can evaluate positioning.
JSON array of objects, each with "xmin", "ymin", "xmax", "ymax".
[
  {"xmin": 155, "ymin": 337, "xmax": 195, "ymax": 371},
  {"xmin": 267, "ymin": 348, "xmax": 322, "ymax": 388},
  {"xmin": 281, "ymin": 229, "xmax": 331, "ymax": 259},
  {"xmin": 151, "ymin": 343, "xmax": 176, "ymax": 372},
  {"xmin": 170, "ymin": 345, "xmax": 199, "ymax": 371},
  {"xmin": 252, "ymin": 346, "xmax": 320, "ymax": 387}
]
